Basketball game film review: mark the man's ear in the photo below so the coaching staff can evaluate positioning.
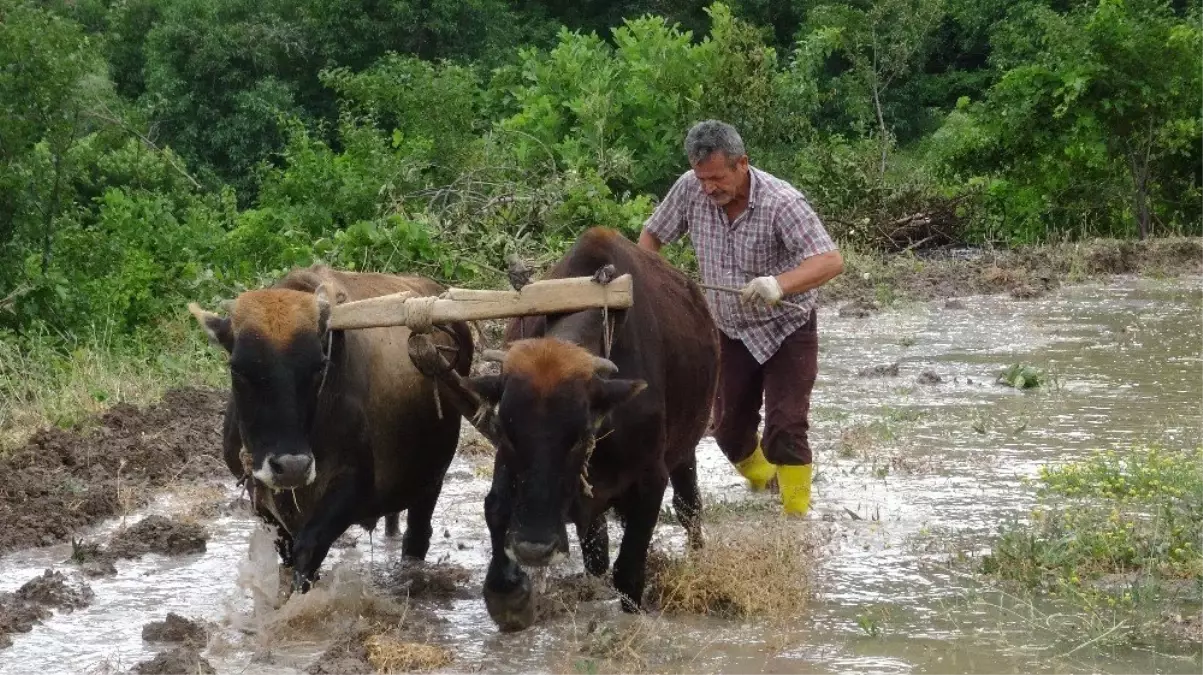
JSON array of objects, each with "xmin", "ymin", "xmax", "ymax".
[
  {"xmin": 467, "ymin": 375, "xmax": 505, "ymax": 406},
  {"xmin": 590, "ymin": 378, "xmax": 647, "ymax": 415},
  {"xmin": 188, "ymin": 302, "xmax": 234, "ymax": 353}
]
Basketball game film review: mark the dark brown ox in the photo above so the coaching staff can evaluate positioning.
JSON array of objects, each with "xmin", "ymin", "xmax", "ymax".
[
  {"xmin": 188, "ymin": 265, "xmax": 471, "ymax": 591},
  {"xmin": 465, "ymin": 227, "xmax": 719, "ymax": 630}
]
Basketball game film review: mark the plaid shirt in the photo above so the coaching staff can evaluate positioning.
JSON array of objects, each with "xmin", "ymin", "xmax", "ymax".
[{"xmin": 643, "ymin": 166, "xmax": 837, "ymax": 364}]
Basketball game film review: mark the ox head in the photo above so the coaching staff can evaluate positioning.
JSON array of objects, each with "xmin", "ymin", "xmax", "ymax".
[
  {"xmin": 469, "ymin": 339, "xmax": 646, "ymax": 567},
  {"xmin": 188, "ymin": 283, "xmax": 345, "ymax": 490}
]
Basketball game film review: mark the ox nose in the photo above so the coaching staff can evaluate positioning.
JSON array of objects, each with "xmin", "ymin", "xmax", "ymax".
[
  {"xmin": 268, "ymin": 454, "xmax": 314, "ymax": 487},
  {"xmin": 511, "ymin": 540, "xmax": 558, "ymax": 567}
]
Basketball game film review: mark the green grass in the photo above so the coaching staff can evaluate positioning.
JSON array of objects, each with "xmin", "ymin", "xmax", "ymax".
[
  {"xmin": 996, "ymin": 363, "xmax": 1047, "ymax": 389},
  {"xmin": 0, "ymin": 319, "xmax": 225, "ymax": 451},
  {"xmin": 980, "ymin": 445, "xmax": 1203, "ymax": 643}
]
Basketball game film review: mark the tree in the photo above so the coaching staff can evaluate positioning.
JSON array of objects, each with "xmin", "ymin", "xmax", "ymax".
[
  {"xmin": 800, "ymin": 0, "xmax": 946, "ymax": 181},
  {"xmin": 0, "ymin": 2, "xmax": 108, "ymax": 277},
  {"xmin": 933, "ymin": 0, "xmax": 1201, "ymax": 241}
]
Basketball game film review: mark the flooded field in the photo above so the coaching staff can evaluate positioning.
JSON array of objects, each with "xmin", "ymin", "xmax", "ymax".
[{"xmin": 1, "ymin": 274, "xmax": 1199, "ymax": 674}]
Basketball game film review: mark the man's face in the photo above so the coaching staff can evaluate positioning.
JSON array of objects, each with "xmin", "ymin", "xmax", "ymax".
[{"xmin": 691, "ymin": 152, "xmax": 749, "ymax": 207}]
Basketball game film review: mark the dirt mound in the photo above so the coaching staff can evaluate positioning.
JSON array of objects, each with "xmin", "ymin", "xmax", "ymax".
[
  {"xmin": 917, "ymin": 370, "xmax": 943, "ymax": 385},
  {"xmin": 0, "ymin": 387, "xmax": 227, "ymax": 556},
  {"xmin": 378, "ymin": 561, "xmax": 474, "ymax": 601},
  {"xmin": 305, "ymin": 629, "xmax": 374, "ymax": 675},
  {"xmin": 15, "ymin": 569, "xmax": 94, "ymax": 609},
  {"xmin": 131, "ymin": 647, "xmax": 215, "ymax": 674},
  {"xmin": 142, "ymin": 613, "xmax": 209, "ymax": 646},
  {"xmin": 64, "ymin": 539, "xmax": 119, "ymax": 577},
  {"xmin": 536, "ymin": 573, "xmax": 615, "ymax": 621},
  {"xmin": 0, "ymin": 569, "xmax": 94, "ymax": 649},
  {"xmin": 858, "ymin": 363, "xmax": 900, "ymax": 378},
  {"xmin": 108, "ymin": 515, "xmax": 207, "ymax": 559},
  {"xmin": 839, "ymin": 300, "xmax": 879, "ymax": 318},
  {"xmin": 306, "ymin": 621, "xmax": 450, "ymax": 675}
]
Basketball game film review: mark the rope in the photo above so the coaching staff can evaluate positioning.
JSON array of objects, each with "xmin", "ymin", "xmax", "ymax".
[
  {"xmin": 578, "ymin": 433, "xmax": 597, "ymax": 498},
  {"xmin": 602, "ymin": 300, "xmax": 612, "ymax": 359},
  {"xmin": 406, "ymin": 296, "xmax": 438, "ymax": 334}
]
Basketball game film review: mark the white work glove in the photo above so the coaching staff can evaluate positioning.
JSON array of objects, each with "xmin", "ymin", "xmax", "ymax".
[{"xmin": 740, "ymin": 276, "xmax": 783, "ymax": 307}]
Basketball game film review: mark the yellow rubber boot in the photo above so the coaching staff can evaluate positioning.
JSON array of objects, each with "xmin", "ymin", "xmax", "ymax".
[
  {"xmin": 735, "ymin": 441, "xmax": 777, "ymax": 492},
  {"xmin": 778, "ymin": 463, "xmax": 813, "ymax": 516}
]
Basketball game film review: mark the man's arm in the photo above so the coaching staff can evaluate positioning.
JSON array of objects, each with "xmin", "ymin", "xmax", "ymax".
[
  {"xmin": 639, "ymin": 172, "xmax": 692, "ymax": 256},
  {"xmin": 776, "ymin": 250, "xmax": 843, "ymax": 295},
  {"xmin": 638, "ymin": 229, "xmax": 663, "ymax": 254},
  {"xmin": 741, "ymin": 194, "xmax": 843, "ymax": 307}
]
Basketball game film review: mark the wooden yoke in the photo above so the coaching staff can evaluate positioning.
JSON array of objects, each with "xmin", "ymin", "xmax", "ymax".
[
  {"xmin": 328, "ymin": 274, "xmax": 633, "ymax": 331},
  {"xmin": 341, "ymin": 272, "xmax": 633, "ymax": 449}
]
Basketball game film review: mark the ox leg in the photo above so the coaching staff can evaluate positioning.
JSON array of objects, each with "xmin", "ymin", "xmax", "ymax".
[
  {"xmin": 669, "ymin": 456, "xmax": 705, "ymax": 550},
  {"xmin": 384, "ymin": 513, "xmax": 401, "ymax": 538},
  {"xmin": 401, "ymin": 482, "xmax": 443, "ymax": 560},
  {"xmin": 577, "ymin": 513, "xmax": 610, "ymax": 577},
  {"xmin": 483, "ymin": 458, "xmax": 535, "ymax": 632},
  {"xmin": 290, "ymin": 473, "xmax": 369, "ymax": 593},
  {"xmin": 612, "ymin": 473, "xmax": 669, "ymax": 614}
]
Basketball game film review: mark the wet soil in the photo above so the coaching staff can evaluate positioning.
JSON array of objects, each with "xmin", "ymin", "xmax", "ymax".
[
  {"xmin": 305, "ymin": 629, "xmax": 373, "ymax": 675},
  {"xmin": 131, "ymin": 646, "xmax": 216, "ymax": 674},
  {"xmin": 142, "ymin": 613, "xmax": 210, "ymax": 646},
  {"xmin": 1164, "ymin": 611, "xmax": 1203, "ymax": 644},
  {"xmin": 0, "ymin": 570, "xmax": 93, "ymax": 649},
  {"xmin": 0, "ymin": 387, "xmax": 228, "ymax": 556},
  {"xmin": 107, "ymin": 516, "xmax": 208, "ymax": 559}
]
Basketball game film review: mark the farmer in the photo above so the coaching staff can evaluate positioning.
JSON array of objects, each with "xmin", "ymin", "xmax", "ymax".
[{"xmin": 637, "ymin": 119, "xmax": 844, "ymax": 516}]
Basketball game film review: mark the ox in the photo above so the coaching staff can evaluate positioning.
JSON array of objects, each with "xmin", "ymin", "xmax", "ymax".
[
  {"xmin": 465, "ymin": 227, "xmax": 719, "ymax": 631},
  {"xmin": 188, "ymin": 265, "xmax": 471, "ymax": 591}
]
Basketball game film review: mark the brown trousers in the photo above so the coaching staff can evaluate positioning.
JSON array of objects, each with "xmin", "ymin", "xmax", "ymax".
[{"xmin": 712, "ymin": 311, "xmax": 818, "ymax": 467}]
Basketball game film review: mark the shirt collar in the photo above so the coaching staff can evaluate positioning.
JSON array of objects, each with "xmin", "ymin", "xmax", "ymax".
[{"xmin": 746, "ymin": 166, "xmax": 761, "ymax": 209}]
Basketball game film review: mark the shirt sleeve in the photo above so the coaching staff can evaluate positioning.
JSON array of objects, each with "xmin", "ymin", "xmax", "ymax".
[
  {"xmin": 642, "ymin": 172, "xmax": 693, "ymax": 245},
  {"xmin": 778, "ymin": 194, "xmax": 838, "ymax": 258}
]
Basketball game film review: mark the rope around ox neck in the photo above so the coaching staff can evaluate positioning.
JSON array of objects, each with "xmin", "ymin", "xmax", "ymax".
[{"xmin": 406, "ymin": 295, "xmax": 438, "ymax": 334}]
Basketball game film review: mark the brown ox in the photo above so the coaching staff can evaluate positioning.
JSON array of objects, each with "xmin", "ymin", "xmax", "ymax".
[
  {"xmin": 188, "ymin": 265, "xmax": 471, "ymax": 591},
  {"xmin": 465, "ymin": 227, "xmax": 719, "ymax": 630}
]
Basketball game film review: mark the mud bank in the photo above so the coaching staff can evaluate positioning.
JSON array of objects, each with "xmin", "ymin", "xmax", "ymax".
[
  {"xmin": 825, "ymin": 236, "xmax": 1203, "ymax": 304},
  {"xmin": 0, "ymin": 387, "xmax": 228, "ymax": 555}
]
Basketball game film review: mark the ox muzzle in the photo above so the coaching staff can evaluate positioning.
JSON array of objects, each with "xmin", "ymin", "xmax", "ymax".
[{"xmin": 253, "ymin": 451, "xmax": 316, "ymax": 490}]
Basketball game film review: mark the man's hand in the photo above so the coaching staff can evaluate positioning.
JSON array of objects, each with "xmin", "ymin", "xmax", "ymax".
[{"xmin": 740, "ymin": 276, "xmax": 783, "ymax": 307}]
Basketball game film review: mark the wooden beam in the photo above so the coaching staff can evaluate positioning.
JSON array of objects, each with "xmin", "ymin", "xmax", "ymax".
[{"xmin": 329, "ymin": 274, "xmax": 634, "ymax": 331}]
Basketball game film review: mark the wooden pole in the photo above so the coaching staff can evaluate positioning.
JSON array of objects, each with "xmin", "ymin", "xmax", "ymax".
[{"xmin": 329, "ymin": 274, "xmax": 634, "ymax": 331}]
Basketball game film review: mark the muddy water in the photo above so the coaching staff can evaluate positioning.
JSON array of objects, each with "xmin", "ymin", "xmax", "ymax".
[{"xmin": 1, "ymin": 275, "xmax": 1199, "ymax": 674}]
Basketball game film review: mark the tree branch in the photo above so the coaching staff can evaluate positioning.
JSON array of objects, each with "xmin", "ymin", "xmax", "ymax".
[{"xmin": 84, "ymin": 101, "xmax": 203, "ymax": 190}]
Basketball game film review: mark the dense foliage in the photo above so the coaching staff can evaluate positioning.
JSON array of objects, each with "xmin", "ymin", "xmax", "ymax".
[{"xmin": 0, "ymin": 0, "xmax": 1199, "ymax": 344}]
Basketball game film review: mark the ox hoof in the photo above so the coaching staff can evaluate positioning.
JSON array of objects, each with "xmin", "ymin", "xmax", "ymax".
[
  {"xmin": 292, "ymin": 569, "xmax": 318, "ymax": 594},
  {"xmin": 484, "ymin": 578, "xmax": 536, "ymax": 632}
]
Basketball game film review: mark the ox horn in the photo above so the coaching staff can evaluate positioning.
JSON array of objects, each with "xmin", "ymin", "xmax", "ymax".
[
  {"xmin": 592, "ymin": 357, "xmax": 619, "ymax": 377},
  {"xmin": 480, "ymin": 349, "xmax": 508, "ymax": 363}
]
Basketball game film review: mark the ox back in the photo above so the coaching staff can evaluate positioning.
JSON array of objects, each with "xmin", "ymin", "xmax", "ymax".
[
  {"xmin": 211, "ymin": 265, "xmax": 472, "ymax": 590},
  {"xmin": 479, "ymin": 227, "xmax": 719, "ymax": 630}
]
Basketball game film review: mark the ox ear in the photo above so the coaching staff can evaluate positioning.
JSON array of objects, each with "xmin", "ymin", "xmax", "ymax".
[
  {"xmin": 467, "ymin": 375, "xmax": 505, "ymax": 406},
  {"xmin": 590, "ymin": 378, "xmax": 647, "ymax": 415},
  {"xmin": 188, "ymin": 302, "xmax": 233, "ymax": 353}
]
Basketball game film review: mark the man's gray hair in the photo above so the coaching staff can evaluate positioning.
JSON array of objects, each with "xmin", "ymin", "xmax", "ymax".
[{"xmin": 684, "ymin": 120, "xmax": 746, "ymax": 165}]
